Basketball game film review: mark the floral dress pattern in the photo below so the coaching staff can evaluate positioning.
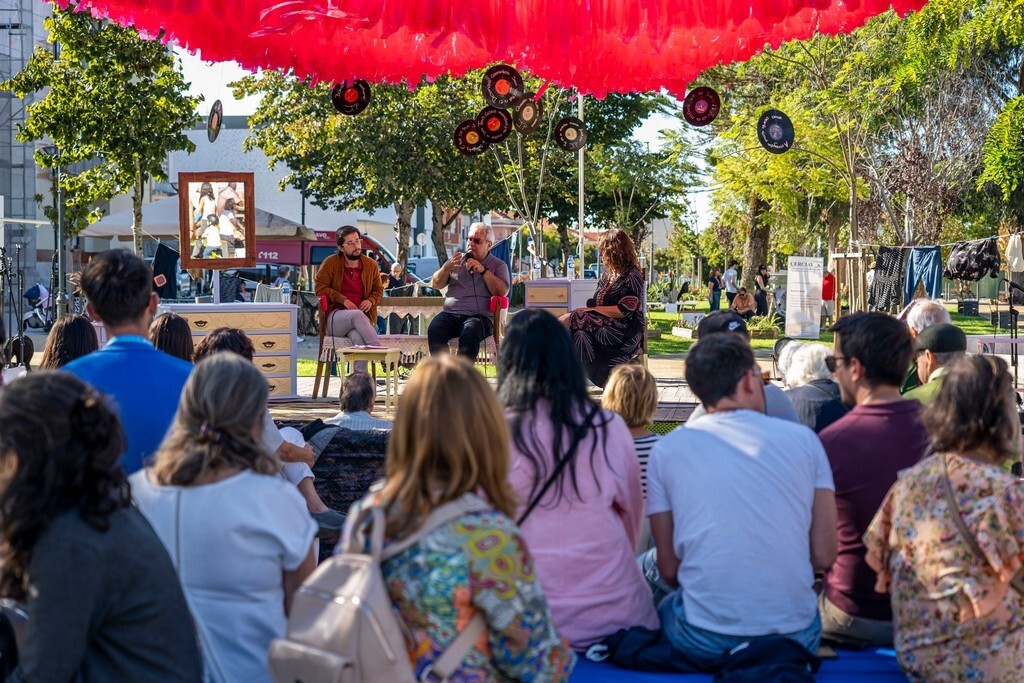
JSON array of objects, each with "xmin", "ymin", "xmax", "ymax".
[
  {"xmin": 344, "ymin": 493, "xmax": 575, "ymax": 682},
  {"xmin": 864, "ymin": 454, "xmax": 1024, "ymax": 682},
  {"xmin": 568, "ymin": 267, "xmax": 645, "ymax": 387}
]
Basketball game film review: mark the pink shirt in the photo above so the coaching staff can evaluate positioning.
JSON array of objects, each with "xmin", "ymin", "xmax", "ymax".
[{"xmin": 507, "ymin": 404, "xmax": 659, "ymax": 649}]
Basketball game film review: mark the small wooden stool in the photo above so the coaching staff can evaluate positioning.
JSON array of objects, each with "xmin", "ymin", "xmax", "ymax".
[{"xmin": 339, "ymin": 347, "xmax": 401, "ymax": 413}]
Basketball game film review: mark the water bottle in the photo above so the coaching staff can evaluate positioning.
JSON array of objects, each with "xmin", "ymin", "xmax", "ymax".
[
  {"xmin": 280, "ymin": 279, "xmax": 291, "ymax": 303},
  {"xmin": 567, "ymin": 256, "xmax": 576, "ymax": 280}
]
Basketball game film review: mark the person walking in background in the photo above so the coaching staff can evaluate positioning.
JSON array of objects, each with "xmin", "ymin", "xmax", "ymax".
[
  {"xmin": 707, "ymin": 267, "xmax": 723, "ymax": 311},
  {"xmin": 148, "ymin": 312, "xmax": 195, "ymax": 363},
  {"xmin": 0, "ymin": 372, "xmax": 202, "ymax": 683},
  {"xmin": 38, "ymin": 314, "xmax": 98, "ymax": 369},
  {"xmin": 343, "ymin": 354, "xmax": 575, "ymax": 680},
  {"xmin": 131, "ymin": 354, "xmax": 317, "ymax": 683},
  {"xmin": 754, "ymin": 264, "xmax": 771, "ymax": 316},
  {"xmin": 723, "ymin": 260, "xmax": 739, "ymax": 307},
  {"xmin": 866, "ymin": 355, "xmax": 1024, "ymax": 681},
  {"xmin": 499, "ymin": 310, "xmax": 658, "ymax": 650}
]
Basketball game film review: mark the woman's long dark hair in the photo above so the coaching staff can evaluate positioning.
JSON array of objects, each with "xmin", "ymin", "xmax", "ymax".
[
  {"xmin": 0, "ymin": 372, "xmax": 129, "ymax": 600},
  {"xmin": 497, "ymin": 309, "xmax": 614, "ymax": 509},
  {"xmin": 38, "ymin": 314, "xmax": 98, "ymax": 370}
]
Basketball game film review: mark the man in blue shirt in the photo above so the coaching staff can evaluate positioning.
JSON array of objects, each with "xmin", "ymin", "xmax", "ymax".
[{"xmin": 65, "ymin": 250, "xmax": 192, "ymax": 473}]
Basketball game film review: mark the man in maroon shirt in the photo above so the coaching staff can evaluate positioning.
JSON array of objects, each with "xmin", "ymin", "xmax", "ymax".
[{"xmin": 818, "ymin": 312, "xmax": 929, "ymax": 647}]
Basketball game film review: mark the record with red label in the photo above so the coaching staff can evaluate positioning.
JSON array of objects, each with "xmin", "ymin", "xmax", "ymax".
[
  {"xmin": 207, "ymin": 99, "xmax": 223, "ymax": 143},
  {"xmin": 481, "ymin": 64, "xmax": 524, "ymax": 109},
  {"xmin": 682, "ymin": 87, "xmax": 721, "ymax": 127},
  {"xmin": 757, "ymin": 109, "xmax": 795, "ymax": 154},
  {"xmin": 476, "ymin": 106, "xmax": 513, "ymax": 143},
  {"xmin": 554, "ymin": 116, "xmax": 587, "ymax": 151},
  {"xmin": 512, "ymin": 93, "xmax": 543, "ymax": 134},
  {"xmin": 331, "ymin": 80, "xmax": 371, "ymax": 115},
  {"xmin": 453, "ymin": 120, "xmax": 488, "ymax": 155}
]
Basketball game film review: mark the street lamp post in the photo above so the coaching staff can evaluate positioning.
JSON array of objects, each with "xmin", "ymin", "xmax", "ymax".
[{"xmin": 43, "ymin": 145, "xmax": 67, "ymax": 318}]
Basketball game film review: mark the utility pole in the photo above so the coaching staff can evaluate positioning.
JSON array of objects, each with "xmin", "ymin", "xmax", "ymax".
[{"xmin": 577, "ymin": 94, "xmax": 585, "ymax": 276}]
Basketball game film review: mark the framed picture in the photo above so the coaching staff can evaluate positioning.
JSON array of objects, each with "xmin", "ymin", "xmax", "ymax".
[{"xmin": 178, "ymin": 171, "xmax": 256, "ymax": 270}]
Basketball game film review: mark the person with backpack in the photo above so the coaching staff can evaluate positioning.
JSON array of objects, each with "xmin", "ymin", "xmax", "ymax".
[{"xmin": 331, "ymin": 355, "xmax": 575, "ymax": 681}]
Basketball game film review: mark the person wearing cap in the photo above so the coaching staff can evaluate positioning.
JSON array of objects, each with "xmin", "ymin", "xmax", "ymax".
[
  {"xmin": 687, "ymin": 311, "xmax": 800, "ymax": 424},
  {"xmin": 900, "ymin": 299, "xmax": 952, "ymax": 394},
  {"xmin": 903, "ymin": 323, "xmax": 967, "ymax": 405}
]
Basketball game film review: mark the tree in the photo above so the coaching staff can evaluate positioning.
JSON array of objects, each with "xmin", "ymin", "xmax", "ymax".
[{"xmin": 1, "ymin": 6, "xmax": 199, "ymax": 252}]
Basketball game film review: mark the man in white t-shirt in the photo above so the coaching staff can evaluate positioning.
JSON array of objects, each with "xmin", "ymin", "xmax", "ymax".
[
  {"xmin": 646, "ymin": 333, "xmax": 837, "ymax": 667},
  {"xmin": 723, "ymin": 260, "xmax": 739, "ymax": 306}
]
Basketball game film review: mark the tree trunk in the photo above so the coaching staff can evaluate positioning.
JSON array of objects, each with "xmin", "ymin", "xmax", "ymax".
[
  {"xmin": 430, "ymin": 203, "xmax": 452, "ymax": 270},
  {"xmin": 132, "ymin": 163, "xmax": 144, "ymax": 256},
  {"xmin": 740, "ymin": 194, "xmax": 770, "ymax": 290},
  {"xmin": 394, "ymin": 199, "xmax": 414, "ymax": 274},
  {"xmin": 556, "ymin": 221, "xmax": 572, "ymax": 275}
]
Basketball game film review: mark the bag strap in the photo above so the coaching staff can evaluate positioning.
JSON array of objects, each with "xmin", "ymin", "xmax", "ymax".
[
  {"xmin": 940, "ymin": 454, "xmax": 988, "ymax": 562},
  {"xmin": 517, "ymin": 403, "xmax": 600, "ymax": 526}
]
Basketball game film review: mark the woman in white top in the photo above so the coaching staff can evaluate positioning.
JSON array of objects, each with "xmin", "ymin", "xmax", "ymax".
[{"xmin": 130, "ymin": 353, "xmax": 317, "ymax": 683}]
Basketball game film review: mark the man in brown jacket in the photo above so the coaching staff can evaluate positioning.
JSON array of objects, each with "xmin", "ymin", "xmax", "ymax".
[{"xmin": 315, "ymin": 225, "xmax": 384, "ymax": 371}]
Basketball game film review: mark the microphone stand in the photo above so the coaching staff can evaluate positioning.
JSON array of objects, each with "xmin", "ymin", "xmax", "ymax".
[{"xmin": 1003, "ymin": 278, "xmax": 1022, "ymax": 385}]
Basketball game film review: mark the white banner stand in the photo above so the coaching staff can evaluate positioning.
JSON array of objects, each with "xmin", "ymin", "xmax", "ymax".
[{"xmin": 785, "ymin": 256, "xmax": 824, "ymax": 339}]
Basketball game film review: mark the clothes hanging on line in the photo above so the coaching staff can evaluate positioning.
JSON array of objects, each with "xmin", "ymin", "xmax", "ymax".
[
  {"xmin": 943, "ymin": 238, "xmax": 1001, "ymax": 282},
  {"xmin": 903, "ymin": 246, "xmax": 942, "ymax": 306},
  {"xmin": 869, "ymin": 246, "xmax": 905, "ymax": 312},
  {"xmin": 152, "ymin": 242, "xmax": 179, "ymax": 300},
  {"xmin": 1007, "ymin": 234, "xmax": 1024, "ymax": 272}
]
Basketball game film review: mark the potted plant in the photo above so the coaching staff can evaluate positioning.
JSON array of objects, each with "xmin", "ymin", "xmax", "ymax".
[
  {"xmin": 671, "ymin": 318, "xmax": 699, "ymax": 339},
  {"xmin": 646, "ymin": 319, "xmax": 662, "ymax": 340},
  {"xmin": 746, "ymin": 315, "xmax": 779, "ymax": 339}
]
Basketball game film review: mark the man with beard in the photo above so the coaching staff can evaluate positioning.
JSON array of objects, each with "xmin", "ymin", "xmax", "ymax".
[
  {"xmin": 428, "ymin": 222, "xmax": 510, "ymax": 362},
  {"xmin": 315, "ymin": 226, "xmax": 384, "ymax": 372},
  {"xmin": 817, "ymin": 312, "xmax": 929, "ymax": 647}
]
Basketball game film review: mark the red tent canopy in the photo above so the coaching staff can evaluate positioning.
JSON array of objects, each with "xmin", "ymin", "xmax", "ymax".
[{"xmin": 63, "ymin": 0, "xmax": 926, "ymax": 97}]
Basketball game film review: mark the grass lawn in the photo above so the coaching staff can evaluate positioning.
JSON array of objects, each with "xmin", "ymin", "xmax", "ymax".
[{"xmin": 297, "ymin": 357, "xmax": 498, "ymax": 378}]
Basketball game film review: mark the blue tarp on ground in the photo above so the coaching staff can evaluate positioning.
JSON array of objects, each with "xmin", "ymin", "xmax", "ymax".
[{"xmin": 571, "ymin": 649, "xmax": 908, "ymax": 681}]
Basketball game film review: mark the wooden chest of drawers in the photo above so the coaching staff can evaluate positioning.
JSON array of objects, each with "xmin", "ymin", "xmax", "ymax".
[
  {"xmin": 158, "ymin": 303, "xmax": 299, "ymax": 400},
  {"xmin": 523, "ymin": 278, "xmax": 598, "ymax": 319}
]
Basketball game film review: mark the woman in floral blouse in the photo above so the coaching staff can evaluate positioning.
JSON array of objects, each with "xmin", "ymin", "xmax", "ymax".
[
  {"xmin": 342, "ymin": 355, "xmax": 575, "ymax": 682},
  {"xmin": 865, "ymin": 355, "xmax": 1024, "ymax": 682}
]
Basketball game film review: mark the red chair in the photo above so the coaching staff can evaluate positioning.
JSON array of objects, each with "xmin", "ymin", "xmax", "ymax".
[{"xmin": 313, "ymin": 295, "xmax": 336, "ymax": 399}]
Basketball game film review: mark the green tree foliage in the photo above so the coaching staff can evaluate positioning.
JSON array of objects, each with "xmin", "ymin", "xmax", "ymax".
[{"xmin": 1, "ymin": 5, "xmax": 199, "ymax": 251}]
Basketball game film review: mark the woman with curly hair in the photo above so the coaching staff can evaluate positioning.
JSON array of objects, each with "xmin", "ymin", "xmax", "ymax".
[
  {"xmin": 0, "ymin": 372, "xmax": 201, "ymax": 682},
  {"xmin": 560, "ymin": 228, "xmax": 646, "ymax": 386}
]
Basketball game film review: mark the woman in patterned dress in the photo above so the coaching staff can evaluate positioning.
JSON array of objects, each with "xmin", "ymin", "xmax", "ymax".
[
  {"xmin": 561, "ymin": 229, "xmax": 646, "ymax": 387},
  {"xmin": 865, "ymin": 355, "xmax": 1024, "ymax": 682},
  {"xmin": 342, "ymin": 355, "xmax": 575, "ymax": 682}
]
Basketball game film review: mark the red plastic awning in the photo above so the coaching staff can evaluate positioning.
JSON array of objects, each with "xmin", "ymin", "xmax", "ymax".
[{"xmin": 63, "ymin": 0, "xmax": 926, "ymax": 97}]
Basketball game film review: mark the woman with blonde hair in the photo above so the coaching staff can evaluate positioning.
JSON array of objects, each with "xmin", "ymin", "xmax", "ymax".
[
  {"xmin": 865, "ymin": 355, "xmax": 1024, "ymax": 681},
  {"xmin": 342, "ymin": 354, "xmax": 575, "ymax": 681},
  {"xmin": 602, "ymin": 363, "xmax": 660, "ymax": 499},
  {"xmin": 130, "ymin": 353, "xmax": 317, "ymax": 683}
]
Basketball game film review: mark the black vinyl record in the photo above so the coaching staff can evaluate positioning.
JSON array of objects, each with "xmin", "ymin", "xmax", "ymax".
[
  {"xmin": 682, "ymin": 87, "xmax": 721, "ymax": 127},
  {"xmin": 481, "ymin": 64, "xmax": 524, "ymax": 109},
  {"xmin": 512, "ymin": 93, "xmax": 543, "ymax": 134},
  {"xmin": 476, "ymin": 107, "xmax": 513, "ymax": 143},
  {"xmin": 331, "ymin": 80, "xmax": 371, "ymax": 115},
  {"xmin": 207, "ymin": 100, "xmax": 223, "ymax": 143},
  {"xmin": 453, "ymin": 120, "xmax": 488, "ymax": 155},
  {"xmin": 554, "ymin": 116, "xmax": 587, "ymax": 151},
  {"xmin": 757, "ymin": 109, "xmax": 795, "ymax": 154}
]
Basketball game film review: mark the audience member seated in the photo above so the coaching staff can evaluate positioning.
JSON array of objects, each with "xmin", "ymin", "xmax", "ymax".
[
  {"xmin": 783, "ymin": 343, "xmax": 848, "ymax": 433},
  {"xmin": 903, "ymin": 322, "xmax": 966, "ymax": 405},
  {"xmin": 497, "ymin": 310, "xmax": 658, "ymax": 650},
  {"xmin": 602, "ymin": 364, "xmax": 660, "ymax": 500},
  {"xmin": 148, "ymin": 312, "xmax": 195, "ymax": 363},
  {"xmin": 324, "ymin": 372, "xmax": 393, "ymax": 431},
  {"xmin": 729, "ymin": 286, "xmax": 757, "ymax": 320},
  {"xmin": 866, "ymin": 355, "xmax": 1024, "ymax": 681},
  {"xmin": 688, "ymin": 311, "xmax": 800, "ymax": 424},
  {"xmin": 0, "ymin": 372, "xmax": 202, "ymax": 683},
  {"xmin": 38, "ymin": 314, "xmax": 98, "ymax": 370},
  {"xmin": 818, "ymin": 312, "xmax": 929, "ymax": 647},
  {"xmin": 342, "ymin": 355, "xmax": 575, "ymax": 680},
  {"xmin": 901, "ymin": 299, "xmax": 951, "ymax": 394},
  {"xmin": 131, "ymin": 354, "xmax": 317, "ymax": 683},
  {"xmin": 561, "ymin": 229, "xmax": 645, "ymax": 386},
  {"xmin": 193, "ymin": 328, "xmax": 343, "ymax": 534},
  {"xmin": 65, "ymin": 250, "xmax": 193, "ymax": 474},
  {"xmin": 644, "ymin": 334, "xmax": 837, "ymax": 668},
  {"xmin": 428, "ymin": 222, "xmax": 511, "ymax": 363}
]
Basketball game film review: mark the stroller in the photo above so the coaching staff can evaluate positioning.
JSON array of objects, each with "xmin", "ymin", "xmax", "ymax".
[{"xmin": 22, "ymin": 283, "xmax": 54, "ymax": 332}]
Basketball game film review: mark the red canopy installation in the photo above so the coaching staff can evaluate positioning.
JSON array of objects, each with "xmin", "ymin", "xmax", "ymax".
[{"xmin": 62, "ymin": 0, "xmax": 927, "ymax": 96}]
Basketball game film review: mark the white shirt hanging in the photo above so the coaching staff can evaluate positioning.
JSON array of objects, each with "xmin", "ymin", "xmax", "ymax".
[{"xmin": 1007, "ymin": 234, "xmax": 1024, "ymax": 272}]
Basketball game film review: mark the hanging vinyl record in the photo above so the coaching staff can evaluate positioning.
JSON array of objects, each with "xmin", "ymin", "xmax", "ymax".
[
  {"xmin": 453, "ymin": 120, "xmax": 488, "ymax": 155},
  {"xmin": 512, "ymin": 93, "xmax": 543, "ymax": 134},
  {"xmin": 682, "ymin": 87, "xmax": 720, "ymax": 127},
  {"xmin": 554, "ymin": 116, "xmax": 587, "ymax": 151},
  {"xmin": 476, "ymin": 106, "xmax": 513, "ymax": 143},
  {"xmin": 331, "ymin": 80, "xmax": 371, "ymax": 115},
  {"xmin": 757, "ymin": 109, "xmax": 794, "ymax": 154},
  {"xmin": 207, "ymin": 99, "xmax": 223, "ymax": 143},
  {"xmin": 481, "ymin": 64, "xmax": 524, "ymax": 109}
]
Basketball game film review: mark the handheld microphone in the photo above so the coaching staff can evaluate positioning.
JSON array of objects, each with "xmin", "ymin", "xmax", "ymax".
[{"xmin": 1003, "ymin": 277, "xmax": 1024, "ymax": 294}]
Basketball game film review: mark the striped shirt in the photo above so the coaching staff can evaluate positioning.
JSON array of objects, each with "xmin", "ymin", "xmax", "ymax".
[{"xmin": 634, "ymin": 433, "xmax": 661, "ymax": 499}]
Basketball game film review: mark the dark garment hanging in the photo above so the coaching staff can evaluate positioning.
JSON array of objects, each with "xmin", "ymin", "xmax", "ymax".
[
  {"xmin": 152, "ymin": 243, "xmax": 178, "ymax": 300},
  {"xmin": 903, "ymin": 246, "xmax": 943, "ymax": 305},
  {"xmin": 943, "ymin": 237, "xmax": 1001, "ymax": 282},
  {"xmin": 870, "ymin": 246, "xmax": 905, "ymax": 312}
]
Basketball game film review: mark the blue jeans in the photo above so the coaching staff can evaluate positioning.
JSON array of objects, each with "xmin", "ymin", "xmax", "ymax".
[{"xmin": 709, "ymin": 290, "xmax": 721, "ymax": 310}]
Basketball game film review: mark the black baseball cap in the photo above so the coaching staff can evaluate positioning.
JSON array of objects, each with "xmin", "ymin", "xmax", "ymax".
[
  {"xmin": 698, "ymin": 311, "xmax": 748, "ymax": 338},
  {"xmin": 914, "ymin": 323, "xmax": 966, "ymax": 353}
]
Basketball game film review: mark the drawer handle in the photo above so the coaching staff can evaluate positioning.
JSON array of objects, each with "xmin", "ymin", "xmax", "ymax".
[
  {"xmin": 267, "ymin": 382, "xmax": 278, "ymax": 393},
  {"xmin": 194, "ymin": 319, "xmax": 209, "ymax": 328},
  {"xmin": 260, "ymin": 362, "xmax": 275, "ymax": 369},
  {"xmin": 261, "ymin": 341, "xmax": 277, "ymax": 349}
]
